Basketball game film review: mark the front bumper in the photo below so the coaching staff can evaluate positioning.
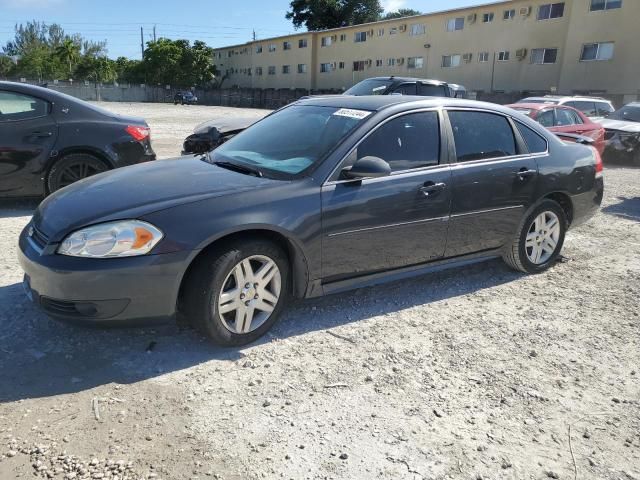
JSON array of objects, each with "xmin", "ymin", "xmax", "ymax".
[
  {"xmin": 18, "ymin": 225, "xmax": 192, "ymax": 324},
  {"xmin": 603, "ymin": 131, "xmax": 639, "ymax": 162}
]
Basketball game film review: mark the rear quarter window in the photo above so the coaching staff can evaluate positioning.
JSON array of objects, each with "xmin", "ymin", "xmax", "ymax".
[{"xmin": 515, "ymin": 122, "xmax": 548, "ymax": 154}]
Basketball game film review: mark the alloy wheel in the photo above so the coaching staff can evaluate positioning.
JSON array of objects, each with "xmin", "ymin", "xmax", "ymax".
[
  {"xmin": 57, "ymin": 161, "xmax": 107, "ymax": 189},
  {"xmin": 525, "ymin": 211, "xmax": 561, "ymax": 265},
  {"xmin": 216, "ymin": 255, "xmax": 282, "ymax": 334}
]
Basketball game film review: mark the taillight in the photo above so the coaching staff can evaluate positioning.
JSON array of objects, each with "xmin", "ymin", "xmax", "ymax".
[
  {"xmin": 125, "ymin": 125, "xmax": 150, "ymax": 142},
  {"xmin": 593, "ymin": 146, "xmax": 603, "ymax": 178}
]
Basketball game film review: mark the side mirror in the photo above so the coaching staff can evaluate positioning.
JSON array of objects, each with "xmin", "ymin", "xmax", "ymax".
[{"xmin": 341, "ymin": 156, "xmax": 391, "ymax": 180}]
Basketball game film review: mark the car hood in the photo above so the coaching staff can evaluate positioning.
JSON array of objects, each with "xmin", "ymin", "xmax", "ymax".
[
  {"xmin": 599, "ymin": 119, "xmax": 640, "ymax": 133},
  {"xmin": 34, "ymin": 156, "xmax": 274, "ymax": 241},
  {"xmin": 194, "ymin": 114, "xmax": 267, "ymax": 135}
]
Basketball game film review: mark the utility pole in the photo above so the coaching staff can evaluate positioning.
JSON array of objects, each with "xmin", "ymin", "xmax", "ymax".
[
  {"xmin": 490, "ymin": 51, "xmax": 496, "ymax": 92},
  {"xmin": 252, "ymin": 29, "xmax": 256, "ymax": 41},
  {"xmin": 140, "ymin": 27, "xmax": 144, "ymax": 59},
  {"xmin": 153, "ymin": 25, "xmax": 156, "ymax": 42}
]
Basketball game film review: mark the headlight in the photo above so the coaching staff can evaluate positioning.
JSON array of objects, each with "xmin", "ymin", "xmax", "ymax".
[{"xmin": 58, "ymin": 220, "xmax": 163, "ymax": 258}]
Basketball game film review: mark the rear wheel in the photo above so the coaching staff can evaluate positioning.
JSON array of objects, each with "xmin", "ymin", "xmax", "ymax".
[
  {"xmin": 503, "ymin": 200, "xmax": 567, "ymax": 273},
  {"xmin": 183, "ymin": 240, "xmax": 289, "ymax": 346},
  {"xmin": 46, "ymin": 153, "xmax": 108, "ymax": 193}
]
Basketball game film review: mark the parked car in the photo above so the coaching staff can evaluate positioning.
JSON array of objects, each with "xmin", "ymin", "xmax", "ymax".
[
  {"xmin": 516, "ymin": 95, "xmax": 614, "ymax": 121},
  {"xmin": 174, "ymin": 91, "xmax": 198, "ymax": 105},
  {"xmin": 0, "ymin": 81, "xmax": 155, "ymax": 197},
  {"xmin": 182, "ymin": 115, "xmax": 268, "ymax": 155},
  {"xmin": 19, "ymin": 96, "xmax": 603, "ymax": 346},
  {"xmin": 599, "ymin": 102, "xmax": 640, "ymax": 165},
  {"xmin": 344, "ymin": 77, "xmax": 465, "ymax": 98},
  {"xmin": 507, "ymin": 103, "xmax": 605, "ymax": 156}
]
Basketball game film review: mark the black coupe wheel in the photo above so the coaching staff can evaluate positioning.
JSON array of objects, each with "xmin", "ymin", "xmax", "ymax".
[
  {"xmin": 183, "ymin": 239, "xmax": 290, "ymax": 347},
  {"xmin": 47, "ymin": 153, "xmax": 108, "ymax": 193},
  {"xmin": 502, "ymin": 200, "xmax": 567, "ymax": 274}
]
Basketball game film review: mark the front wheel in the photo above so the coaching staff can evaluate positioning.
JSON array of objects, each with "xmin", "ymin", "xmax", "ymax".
[
  {"xmin": 503, "ymin": 200, "xmax": 567, "ymax": 273},
  {"xmin": 183, "ymin": 240, "xmax": 289, "ymax": 346}
]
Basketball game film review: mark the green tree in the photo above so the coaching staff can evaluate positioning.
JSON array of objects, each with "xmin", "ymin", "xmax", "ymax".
[
  {"xmin": 286, "ymin": 0, "xmax": 383, "ymax": 30},
  {"xmin": 75, "ymin": 56, "xmax": 116, "ymax": 84},
  {"xmin": 0, "ymin": 55, "xmax": 15, "ymax": 78},
  {"xmin": 141, "ymin": 38, "xmax": 218, "ymax": 87},
  {"xmin": 55, "ymin": 38, "xmax": 81, "ymax": 76},
  {"xmin": 382, "ymin": 8, "xmax": 422, "ymax": 19},
  {"xmin": 114, "ymin": 56, "xmax": 145, "ymax": 84}
]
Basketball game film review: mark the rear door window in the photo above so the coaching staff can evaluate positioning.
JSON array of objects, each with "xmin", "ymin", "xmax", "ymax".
[
  {"xmin": 595, "ymin": 101, "xmax": 614, "ymax": 117},
  {"xmin": 554, "ymin": 108, "xmax": 578, "ymax": 126},
  {"xmin": 537, "ymin": 109, "xmax": 555, "ymax": 127},
  {"xmin": 0, "ymin": 90, "xmax": 49, "ymax": 122},
  {"xmin": 393, "ymin": 83, "xmax": 417, "ymax": 95},
  {"xmin": 418, "ymin": 83, "xmax": 448, "ymax": 97},
  {"xmin": 448, "ymin": 111, "xmax": 517, "ymax": 162}
]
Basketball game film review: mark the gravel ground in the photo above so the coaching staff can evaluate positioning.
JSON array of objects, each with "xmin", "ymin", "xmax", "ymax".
[{"xmin": 1, "ymin": 102, "xmax": 639, "ymax": 480}]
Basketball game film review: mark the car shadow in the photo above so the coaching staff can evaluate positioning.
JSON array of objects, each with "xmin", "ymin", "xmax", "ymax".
[
  {"xmin": 0, "ymin": 198, "xmax": 40, "ymax": 218},
  {"xmin": 603, "ymin": 196, "xmax": 640, "ymax": 222},
  {"xmin": 0, "ymin": 258, "xmax": 521, "ymax": 403}
]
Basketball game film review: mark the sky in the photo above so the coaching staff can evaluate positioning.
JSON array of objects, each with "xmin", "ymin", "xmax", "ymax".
[{"xmin": 0, "ymin": 0, "xmax": 490, "ymax": 59}]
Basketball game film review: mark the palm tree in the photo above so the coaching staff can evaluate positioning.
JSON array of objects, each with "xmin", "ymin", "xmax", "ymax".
[{"xmin": 55, "ymin": 38, "xmax": 80, "ymax": 77}]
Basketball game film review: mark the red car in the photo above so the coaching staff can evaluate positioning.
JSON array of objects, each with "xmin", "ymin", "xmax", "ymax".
[{"xmin": 507, "ymin": 103, "xmax": 605, "ymax": 156}]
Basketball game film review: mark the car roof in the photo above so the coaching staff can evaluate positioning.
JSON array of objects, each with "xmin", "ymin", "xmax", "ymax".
[
  {"xmin": 295, "ymin": 95, "xmax": 511, "ymax": 113},
  {"xmin": 522, "ymin": 95, "xmax": 612, "ymax": 103},
  {"xmin": 366, "ymin": 76, "xmax": 450, "ymax": 86},
  {"xmin": 508, "ymin": 103, "xmax": 550, "ymax": 111}
]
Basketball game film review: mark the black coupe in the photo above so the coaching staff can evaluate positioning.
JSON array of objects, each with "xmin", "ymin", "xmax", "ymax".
[
  {"xmin": 0, "ymin": 81, "xmax": 155, "ymax": 196},
  {"xmin": 19, "ymin": 96, "xmax": 603, "ymax": 346}
]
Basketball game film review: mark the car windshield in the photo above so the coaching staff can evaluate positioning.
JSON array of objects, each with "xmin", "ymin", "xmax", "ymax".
[
  {"xmin": 607, "ymin": 105, "xmax": 640, "ymax": 123},
  {"xmin": 208, "ymin": 105, "xmax": 370, "ymax": 177},
  {"xmin": 344, "ymin": 79, "xmax": 393, "ymax": 96}
]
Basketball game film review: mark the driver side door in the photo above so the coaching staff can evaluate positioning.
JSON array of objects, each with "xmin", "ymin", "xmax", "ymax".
[{"xmin": 321, "ymin": 110, "xmax": 452, "ymax": 281}]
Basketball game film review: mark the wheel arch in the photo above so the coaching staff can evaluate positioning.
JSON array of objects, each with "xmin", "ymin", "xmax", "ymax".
[
  {"xmin": 43, "ymin": 147, "xmax": 115, "ymax": 194},
  {"xmin": 543, "ymin": 191, "xmax": 574, "ymax": 226},
  {"xmin": 176, "ymin": 227, "xmax": 311, "ymax": 319}
]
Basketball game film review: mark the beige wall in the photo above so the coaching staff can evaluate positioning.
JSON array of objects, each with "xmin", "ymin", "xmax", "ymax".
[{"xmin": 213, "ymin": 0, "xmax": 639, "ymax": 97}]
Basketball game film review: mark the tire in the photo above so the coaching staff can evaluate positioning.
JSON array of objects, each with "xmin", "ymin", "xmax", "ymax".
[
  {"xmin": 502, "ymin": 199, "xmax": 567, "ymax": 274},
  {"xmin": 183, "ymin": 239, "xmax": 290, "ymax": 347},
  {"xmin": 46, "ymin": 153, "xmax": 108, "ymax": 193}
]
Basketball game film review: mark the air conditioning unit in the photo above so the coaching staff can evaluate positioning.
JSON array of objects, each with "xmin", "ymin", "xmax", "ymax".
[
  {"xmin": 516, "ymin": 48, "xmax": 528, "ymax": 59},
  {"xmin": 331, "ymin": 62, "xmax": 337, "ymax": 70},
  {"xmin": 397, "ymin": 57, "xmax": 405, "ymax": 65},
  {"xmin": 463, "ymin": 53, "xmax": 473, "ymax": 63},
  {"xmin": 399, "ymin": 24, "xmax": 407, "ymax": 32},
  {"xmin": 467, "ymin": 13, "xmax": 477, "ymax": 23},
  {"xmin": 520, "ymin": 6, "xmax": 532, "ymax": 16}
]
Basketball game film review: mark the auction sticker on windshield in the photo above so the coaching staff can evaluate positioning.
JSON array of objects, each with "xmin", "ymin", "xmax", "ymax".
[{"xmin": 333, "ymin": 108, "xmax": 372, "ymax": 120}]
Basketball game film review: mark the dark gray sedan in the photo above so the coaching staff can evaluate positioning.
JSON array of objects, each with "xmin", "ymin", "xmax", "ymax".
[{"xmin": 19, "ymin": 96, "xmax": 603, "ymax": 346}]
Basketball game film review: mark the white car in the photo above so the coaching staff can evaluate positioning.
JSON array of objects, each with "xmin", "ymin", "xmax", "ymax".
[
  {"xmin": 599, "ymin": 102, "xmax": 640, "ymax": 165},
  {"xmin": 516, "ymin": 95, "xmax": 615, "ymax": 121}
]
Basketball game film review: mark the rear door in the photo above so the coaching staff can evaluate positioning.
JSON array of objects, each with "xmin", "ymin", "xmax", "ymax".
[
  {"xmin": 0, "ymin": 89, "xmax": 58, "ymax": 196},
  {"xmin": 549, "ymin": 107, "xmax": 585, "ymax": 135},
  {"xmin": 321, "ymin": 110, "xmax": 451, "ymax": 280},
  {"xmin": 443, "ymin": 109, "xmax": 540, "ymax": 257}
]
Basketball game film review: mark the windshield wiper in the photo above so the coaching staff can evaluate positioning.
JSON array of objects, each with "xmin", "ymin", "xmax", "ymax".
[{"xmin": 213, "ymin": 161, "xmax": 263, "ymax": 177}]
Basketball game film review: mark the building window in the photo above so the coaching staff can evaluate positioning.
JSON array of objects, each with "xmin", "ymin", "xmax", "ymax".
[
  {"xmin": 478, "ymin": 52, "xmax": 490, "ymax": 62},
  {"xmin": 537, "ymin": 3, "xmax": 565, "ymax": 20},
  {"xmin": 580, "ymin": 42, "xmax": 615, "ymax": 61},
  {"xmin": 442, "ymin": 54, "xmax": 461, "ymax": 68},
  {"xmin": 389, "ymin": 27, "xmax": 398, "ymax": 35},
  {"xmin": 387, "ymin": 58, "xmax": 396, "ymax": 66},
  {"xmin": 483, "ymin": 12, "xmax": 494, "ymax": 22},
  {"xmin": 531, "ymin": 48, "xmax": 558, "ymax": 64},
  {"xmin": 410, "ymin": 24, "xmax": 426, "ymax": 35},
  {"xmin": 339, "ymin": 62, "xmax": 345, "ymax": 69},
  {"xmin": 377, "ymin": 28, "xmax": 384, "ymax": 36},
  {"xmin": 320, "ymin": 63, "xmax": 332, "ymax": 73},
  {"xmin": 321, "ymin": 36, "xmax": 332, "ymax": 47},
  {"xmin": 256, "ymin": 67, "xmax": 263, "ymax": 76},
  {"xmin": 354, "ymin": 31, "xmax": 367, "ymax": 43},
  {"xmin": 503, "ymin": 9, "xmax": 516, "ymax": 19},
  {"xmin": 298, "ymin": 39, "xmax": 308, "ymax": 48},
  {"xmin": 283, "ymin": 41, "xmax": 292, "ymax": 50},
  {"xmin": 297, "ymin": 64, "xmax": 307, "ymax": 74},
  {"xmin": 590, "ymin": 0, "xmax": 622, "ymax": 11},
  {"xmin": 407, "ymin": 56, "xmax": 424, "ymax": 69},
  {"xmin": 282, "ymin": 65, "xmax": 291, "ymax": 74},
  {"xmin": 268, "ymin": 66, "xmax": 276, "ymax": 75},
  {"xmin": 268, "ymin": 44, "xmax": 276, "ymax": 52},
  {"xmin": 498, "ymin": 50, "xmax": 510, "ymax": 61},
  {"xmin": 375, "ymin": 59, "xmax": 383, "ymax": 67},
  {"xmin": 353, "ymin": 61, "xmax": 366, "ymax": 71},
  {"xmin": 256, "ymin": 46, "xmax": 263, "ymax": 54},
  {"xmin": 446, "ymin": 17, "xmax": 465, "ymax": 31},
  {"xmin": 340, "ymin": 34, "xmax": 347, "ymax": 41}
]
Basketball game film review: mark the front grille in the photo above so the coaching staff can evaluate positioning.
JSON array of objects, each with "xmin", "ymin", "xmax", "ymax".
[{"xmin": 30, "ymin": 225, "xmax": 49, "ymax": 249}]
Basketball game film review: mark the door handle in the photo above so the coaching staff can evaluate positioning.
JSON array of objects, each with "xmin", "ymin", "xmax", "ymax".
[
  {"xmin": 419, "ymin": 182, "xmax": 446, "ymax": 197},
  {"xmin": 31, "ymin": 131, "xmax": 53, "ymax": 138},
  {"xmin": 517, "ymin": 168, "xmax": 537, "ymax": 181}
]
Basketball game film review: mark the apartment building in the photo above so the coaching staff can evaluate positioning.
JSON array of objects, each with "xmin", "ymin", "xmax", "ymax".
[{"xmin": 213, "ymin": 0, "xmax": 639, "ymax": 101}]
